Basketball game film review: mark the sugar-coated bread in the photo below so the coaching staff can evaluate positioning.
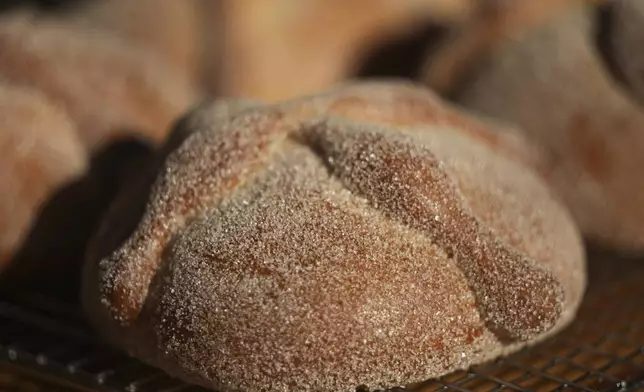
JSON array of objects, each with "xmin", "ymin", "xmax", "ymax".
[
  {"xmin": 454, "ymin": 4, "xmax": 644, "ymax": 251},
  {"xmin": 0, "ymin": 83, "xmax": 86, "ymax": 269},
  {"xmin": 84, "ymin": 82, "xmax": 585, "ymax": 392},
  {"xmin": 0, "ymin": 12, "xmax": 196, "ymax": 151}
]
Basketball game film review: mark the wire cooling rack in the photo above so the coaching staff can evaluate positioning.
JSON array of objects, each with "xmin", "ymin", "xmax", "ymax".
[{"xmin": 1, "ymin": 251, "xmax": 643, "ymax": 392}]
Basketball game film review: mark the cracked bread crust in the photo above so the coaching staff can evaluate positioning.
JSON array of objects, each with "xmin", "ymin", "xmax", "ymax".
[{"xmin": 84, "ymin": 81, "xmax": 585, "ymax": 392}]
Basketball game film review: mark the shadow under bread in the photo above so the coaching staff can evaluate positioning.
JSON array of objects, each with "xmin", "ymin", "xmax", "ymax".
[{"xmin": 0, "ymin": 136, "xmax": 154, "ymax": 303}]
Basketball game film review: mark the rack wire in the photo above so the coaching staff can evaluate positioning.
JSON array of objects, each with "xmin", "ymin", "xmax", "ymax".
[{"xmin": 1, "ymin": 252, "xmax": 643, "ymax": 392}]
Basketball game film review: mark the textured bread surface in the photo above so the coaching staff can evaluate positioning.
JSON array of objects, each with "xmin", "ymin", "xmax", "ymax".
[
  {"xmin": 455, "ymin": 5, "xmax": 644, "ymax": 251},
  {"xmin": 84, "ymin": 81, "xmax": 585, "ymax": 392}
]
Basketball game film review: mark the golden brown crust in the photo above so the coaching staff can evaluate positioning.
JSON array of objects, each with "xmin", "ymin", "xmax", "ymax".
[
  {"xmin": 0, "ymin": 83, "xmax": 87, "ymax": 269},
  {"xmin": 454, "ymin": 5, "xmax": 644, "ymax": 251},
  {"xmin": 0, "ymin": 12, "xmax": 196, "ymax": 151},
  {"xmin": 84, "ymin": 81, "xmax": 585, "ymax": 391}
]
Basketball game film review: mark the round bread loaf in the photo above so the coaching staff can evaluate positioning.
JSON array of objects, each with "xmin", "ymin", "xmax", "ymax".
[
  {"xmin": 453, "ymin": 4, "xmax": 644, "ymax": 251},
  {"xmin": 0, "ymin": 83, "xmax": 86, "ymax": 269},
  {"xmin": 83, "ymin": 82, "xmax": 586, "ymax": 392}
]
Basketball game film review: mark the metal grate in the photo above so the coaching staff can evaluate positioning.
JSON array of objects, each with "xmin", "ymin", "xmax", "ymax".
[{"xmin": 1, "ymin": 252, "xmax": 643, "ymax": 392}]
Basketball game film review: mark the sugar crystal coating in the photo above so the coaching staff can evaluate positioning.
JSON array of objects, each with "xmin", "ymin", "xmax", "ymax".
[{"xmin": 84, "ymin": 81, "xmax": 585, "ymax": 392}]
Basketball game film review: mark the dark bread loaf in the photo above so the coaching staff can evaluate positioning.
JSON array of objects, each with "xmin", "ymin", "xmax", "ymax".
[{"xmin": 83, "ymin": 82, "xmax": 585, "ymax": 392}]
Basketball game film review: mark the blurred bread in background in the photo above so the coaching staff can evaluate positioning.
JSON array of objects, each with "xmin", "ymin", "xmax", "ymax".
[
  {"xmin": 0, "ymin": 83, "xmax": 86, "ymax": 269},
  {"xmin": 0, "ymin": 11, "xmax": 196, "ymax": 151},
  {"xmin": 217, "ymin": 0, "xmax": 479, "ymax": 101},
  {"xmin": 0, "ymin": 6, "xmax": 196, "ymax": 287},
  {"xmin": 421, "ymin": 0, "xmax": 582, "ymax": 95},
  {"xmin": 445, "ymin": 2, "xmax": 644, "ymax": 251},
  {"xmin": 63, "ymin": 0, "xmax": 214, "ymax": 93}
]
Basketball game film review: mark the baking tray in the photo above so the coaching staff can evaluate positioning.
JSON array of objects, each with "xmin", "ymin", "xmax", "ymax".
[{"xmin": 1, "ymin": 250, "xmax": 643, "ymax": 392}]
